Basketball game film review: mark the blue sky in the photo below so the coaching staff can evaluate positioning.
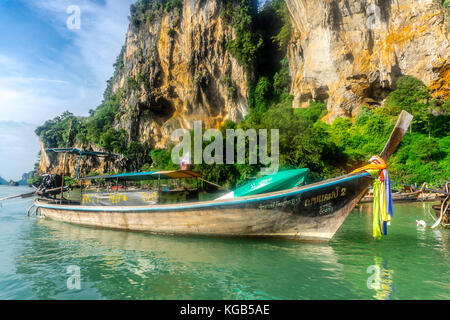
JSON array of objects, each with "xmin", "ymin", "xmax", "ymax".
[{"xmin": 0, "ymin": 0, "xmax": 134, "ymax": 180}]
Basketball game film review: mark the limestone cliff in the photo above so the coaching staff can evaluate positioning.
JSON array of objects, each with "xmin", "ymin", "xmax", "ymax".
[
  {"xmin": 111, "ymin": 0, "xmax": 248, "ymax": 148},
  {"xmin": 285, "ymin": 0, "xmax": 449, "ymax": 122},
  {"xmin": 38, "ymin": 0, "xmax": 450, "ymax": 177},
  {"xmin": 38, "ymin": 0, "xmax": 249, "ymax": 176}
]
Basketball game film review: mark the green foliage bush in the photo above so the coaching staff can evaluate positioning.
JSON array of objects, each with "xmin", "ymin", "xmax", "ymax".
[
  {"xmin": 378, "ymin": 76, "xmax": 432, "ymax": 133},
  {"xmin": 130, "ymin": 0, "xmax": 182, "ymax": 28},
  {"xmin": 444, "ymin": 0, "xmax": 450, "ymax": 23},
  {"xmin": 294, "ymin": 100, "xmax": 327, "ymax": 123},
  {"xmin": 64, "ymin": 177, "xmax": 77, "ymax": 187},
  {"xmin": 35, "ymin": 111, "xmax": 83, "ymax": 148},
  {"xmin": 165, "ymin": 0, "xmax": 182, "ymax": 12},
  {"xmin": 99, "ymin": 128, "xmax": 128, "ymax": 153},
  {"xmin": 273, "ymin": 58, "xmax": 290, "ymax": 95},
  {"xmin": 225, "ymin": 0, "xmax": 263, "ymax": 70},
  {"xmin": 327, "ymin": 76, "xmax": 449, "ymax": 186},
  {"xmin": 187, "ymin": 74, "xmax": 448, "ymax": 188},
  {"xmin": 150, "ymin": 149, "xmax": 178, "ymax": 170},
  {"xmin": 27, "ymin": 172, "xmax": 42, "ymax": 187},
  {"xmin": 127, "ymin": 77, "xmax": 139, "ymax": 91},
  {"xmin": 271, "ymin": 0, "xmax": 291, "ymax": 50},
  {"xmin": 252, "ymin": 77, "xmax": 271, "ymax": 112},
  {"xmin": 113, "ymin": 46, "xmax": 125, "ymax": 71},
  {"xmin": 83, "ymin": 93, "xmax": 122, "ymax": 147}
]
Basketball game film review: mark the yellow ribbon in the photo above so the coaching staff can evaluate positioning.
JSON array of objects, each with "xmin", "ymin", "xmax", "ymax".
[
  {"xmin": 351, "ymin": 155, "xmax": 387, "ymax": 174},
  {"xmin": 351, "ymin": 155, "xmax": 391, "ymax": 239}
]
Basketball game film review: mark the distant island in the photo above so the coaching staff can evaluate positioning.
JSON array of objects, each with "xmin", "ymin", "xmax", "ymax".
[{"xmin": 0, "ymin": 172, "xmax": 32, "ymax": 186}]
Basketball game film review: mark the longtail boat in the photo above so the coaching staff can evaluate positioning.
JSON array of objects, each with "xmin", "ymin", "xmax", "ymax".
[{"xmin": 33, "ymin": 111, "xmax": 413, "ymax": 242}]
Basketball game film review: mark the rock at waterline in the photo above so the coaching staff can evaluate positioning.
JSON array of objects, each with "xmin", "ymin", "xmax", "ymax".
[{"xmin": 8, "ymin": 180, "xmax": 19, "ymax": 187}]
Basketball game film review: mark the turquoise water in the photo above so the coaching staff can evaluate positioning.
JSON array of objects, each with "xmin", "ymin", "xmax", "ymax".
[{"xmin": 0, "ymin": 186, "xmax": 448, "ymax": 300}]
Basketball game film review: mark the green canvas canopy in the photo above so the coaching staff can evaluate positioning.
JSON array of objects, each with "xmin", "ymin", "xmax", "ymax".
[{"xmin": 216, "ymin": 168, "xmax": 312, "ymax": 200}]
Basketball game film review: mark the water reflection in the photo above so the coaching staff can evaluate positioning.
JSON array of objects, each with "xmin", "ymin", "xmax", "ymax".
[
  {"xmin": 11, "ymin": 201, "xmax": 449, "ymax": 300},
  {"xmin": 368, "ymin": 257, "xmax": 395, "ymax": 301},
  {"xmin": 335, "ymin": 202, "xmax": 450, "ymax": 300},
  {"xmin": 14, "ymin": 218, "xmax": 345, "ymax": 300}
]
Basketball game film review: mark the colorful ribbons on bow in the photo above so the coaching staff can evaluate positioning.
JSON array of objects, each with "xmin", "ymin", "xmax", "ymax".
[{"xmin": 352, "ymin": 156, "xmax": 394, "ymax": 239}]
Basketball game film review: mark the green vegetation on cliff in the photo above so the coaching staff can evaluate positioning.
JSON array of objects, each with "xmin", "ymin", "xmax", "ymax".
[
  {"xmin": 223, "ymin": 0, "xmax": 262, "ymax": 70},
  {"xmin": 35, "ymin": 88, "xmax": 148, "ymax": 169},
  {"xmin": 130, "ymin": 0, "xmax": 183, "ymax": 28},
  {"xmin": 444, "ymin": 0, "xmax": 450, "ymax": 25},
  {"xmin": 135, "ymin": 0, "xmax": 449, "ymax": 187}
]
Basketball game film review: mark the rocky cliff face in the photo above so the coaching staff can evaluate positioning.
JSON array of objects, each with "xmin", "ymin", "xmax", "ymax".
[
  {"xmin": 39, "ymin": 0, "xmax": 249, "ymax": 176},
  {"xmin": 111, "ymin": 0, "xmax": 248, "ymax": 148},
  {"xmin": 38, "ymin": 0, "xmax": 449, "ymax": 176},
  {"xmin": 285, "ymin": 0, "xmax": 449, "ymax": 122}
]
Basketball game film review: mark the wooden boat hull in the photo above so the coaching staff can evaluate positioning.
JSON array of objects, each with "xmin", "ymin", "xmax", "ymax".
[{"xmin": 35, "ymin": 172, "xmax": 373, "ymax": 242}]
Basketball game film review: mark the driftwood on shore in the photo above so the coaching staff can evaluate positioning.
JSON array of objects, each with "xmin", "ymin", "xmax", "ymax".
[{"xmin": 432, "ymin": 183, "xmax": 450, "ymax": 229}]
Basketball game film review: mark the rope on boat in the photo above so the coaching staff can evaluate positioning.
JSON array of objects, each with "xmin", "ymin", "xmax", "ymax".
[
  {"xmin": 26, "ymin": 204, "xmax": 33, "ymax": 216},
  {"xmin": 199, "ymin": 178, "xmax": 230, "ymax": 191},
  {"xmin": 27, "ymin": 203, "xmax": 38, "ymax": 217}
]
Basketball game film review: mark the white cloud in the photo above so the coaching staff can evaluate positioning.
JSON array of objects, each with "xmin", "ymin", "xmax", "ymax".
[
  {"xmin": 0, "ymin": 0, "xmax": 134, "ymax": 178},
  {"xmin": 0, "ymin": 55, "xmax": 23, "ymax": 75},
  {"xmin": 0, "ymin": 76, "xmax": 89, "ymax": 123},
  {"xmin": 28, "ymin": 0, "xmax": 134, "ymax": 84},
  {"xmin": 0, "ymin": 0, "xmax": 133, "ymax": 123}
]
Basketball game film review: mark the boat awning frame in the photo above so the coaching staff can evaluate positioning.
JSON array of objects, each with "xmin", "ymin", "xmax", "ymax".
[
  {"xmin": 46, "ymin": 148, "xmax": 119, "ymax": 158},
  {"xmin": 46, "ymin": 147, "xmax": 121, "ymax": 179},
  {"xmin": 80, "ymin": 170, "xmax": 202, "ymax": 181}
]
